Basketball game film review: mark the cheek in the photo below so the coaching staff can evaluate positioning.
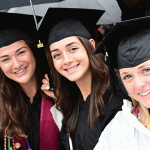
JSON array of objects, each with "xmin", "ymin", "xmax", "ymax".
[
  {"xmin": 53, "ymin": 60, "xmax": 62, "ymax": 73},
  {"xmin": 124, "ymin": 82, "xmax": 134, "ymax": 96},
  {"xmin": 27, "ymin": 53, "xmax": 36, "ymax": 65},
  {"xmin": 0, "ymin": 64, "xmax": 10, "ymax": 75}
]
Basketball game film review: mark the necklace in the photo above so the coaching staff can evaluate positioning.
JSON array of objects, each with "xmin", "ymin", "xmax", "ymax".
[
  {"xmin": 4, "ymin": 136, "xmax": 31, "ymax": 150},
  {"xmin": 4, "ymin": 135, "xmax": 16, "ymax": 150},
  {"xmin": 4, "ymin": 135, "xmax": 6, "ymax": 150}
]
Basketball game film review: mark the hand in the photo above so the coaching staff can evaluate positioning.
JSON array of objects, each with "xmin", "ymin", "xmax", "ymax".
[{"xmin": 41, "ymin": 74, "xmax": 55, "ymax": 99}]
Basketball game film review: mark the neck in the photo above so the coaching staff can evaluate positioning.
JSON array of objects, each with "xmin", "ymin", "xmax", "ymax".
[
  {"xmin": 76, "ymin": 71, "xmax": 92, "ymax": 101},
  {"xmin": 20, "ymin": 74, "xmax": 38, "ymax": 104}
]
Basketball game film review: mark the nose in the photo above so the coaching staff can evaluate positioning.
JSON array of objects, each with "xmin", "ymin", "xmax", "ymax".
[
  {"xmin": 12, "ymin": 57, "xmax": 22, "ymax": 69},
  {"xmin": 134, "ymin": 76, "xmax": 146, "ymax": 90},
  {"xmin": 63, "ymin": 53, "xmax": 73, "ymax": 65}
]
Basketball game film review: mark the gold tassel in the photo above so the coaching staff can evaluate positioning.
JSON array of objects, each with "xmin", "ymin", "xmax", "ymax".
[{"xmin": 37, "ymin": 40, "xmax": 44, "ymax": 48}]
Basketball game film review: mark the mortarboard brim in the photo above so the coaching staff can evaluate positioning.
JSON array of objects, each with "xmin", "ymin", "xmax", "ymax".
[{"xmin": 95, "ymin": 16, "xmax": 150, "ymax": 69}]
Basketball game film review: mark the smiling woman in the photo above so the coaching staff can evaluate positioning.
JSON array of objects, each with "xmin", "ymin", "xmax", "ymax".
[
  {"xmin": 94, "ymin": 16, "xmax": 150, "ymax": 150},
  {"xmin": 50, "ymin": 36, "xmax": 92, "ymax": 83},
  {"xmin": 40, "ymin": 8, "xmax": 123, "ymax": 150},
  {"xmin": 0, "ymin": 12, "xmax": 62, "ymax": 150},
  {"xmin": 0, "ymin": 40, "xmax": 36, "ymax": 86}
]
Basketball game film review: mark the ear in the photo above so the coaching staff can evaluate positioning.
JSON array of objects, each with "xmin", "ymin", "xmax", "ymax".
[{"xmin": 89, "ymin": 39, "xmax": 95, "ymax": 49}]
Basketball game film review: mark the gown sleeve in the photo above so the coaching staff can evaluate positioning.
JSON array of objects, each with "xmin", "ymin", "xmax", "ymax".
[
  {"xmin": 73, "ymin": 94, "xmax": 123, "ymax": 150},
  {"xmin": 0, "ymin": 137, "xmax": 4, "ymax": 150},
  {"xmin": 60, "ymin": 120, "xmax": 71, "ymax": 150}
]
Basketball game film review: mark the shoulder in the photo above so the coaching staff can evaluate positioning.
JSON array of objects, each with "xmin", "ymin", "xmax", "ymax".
[
  {"xmin": 104, "ymin": 90, "xmax": 123, "ymax": 112},
  {"xmin": 103, "ymin": 100, "xmax": 133, "ymax": 134},
  {"xmin": 94, "ymin": 100, "xmax": 134, "ymax": 150},
  {"xmin": 50, "ymin": 104, "xmax": 63, "ymax": 131}
]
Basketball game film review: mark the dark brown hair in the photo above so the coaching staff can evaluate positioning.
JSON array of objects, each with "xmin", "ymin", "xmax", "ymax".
[
  {"xmin": 0, "ymin": 40, "xmax": 46, "ymax": 138},
  {"xmin": 48, "ymin": 36, "xmax": 110, "ymax": 137}
]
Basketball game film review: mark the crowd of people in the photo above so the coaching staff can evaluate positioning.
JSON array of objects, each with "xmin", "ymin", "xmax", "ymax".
[{"xmin": 0, "ymin": 3, "xmax": 150, "ymax": 150}]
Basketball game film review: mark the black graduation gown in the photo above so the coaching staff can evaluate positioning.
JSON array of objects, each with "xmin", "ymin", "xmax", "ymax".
[
  {"xmin": 23, "ymin": 91, "xmax": 42, "ymax": 150},
  {"xmin": 60, "ymin": 91, "xmax": 123, "ymax": 150}
]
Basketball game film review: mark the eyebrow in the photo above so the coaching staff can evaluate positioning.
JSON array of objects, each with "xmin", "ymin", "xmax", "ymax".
[
  {"xmin": 0, "ymin": 47, "xmax": 27, "ymax": 59},
  {"xmin": 51, "ymin": 42, "xmax": 79, "ymax": 53},
  {"xmin": 137, "ymin": 64, "xmax": 148, "ymax": 69},
  {"xmin": 66, "ymin": 42, "xmax": 79, "ymax": 48},
  {"xmin": 120, "ymin": 72, "xmax": 128, "ymax": 76}
]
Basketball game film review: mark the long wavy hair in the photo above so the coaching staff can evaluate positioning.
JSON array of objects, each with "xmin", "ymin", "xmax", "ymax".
[
  {"xmin": 0, "ymin": 40, "xmax": 46, "ymax": 138},
  {"xmin": 47, "ymin": 36, "xmax": 110, "ymax": 137}
]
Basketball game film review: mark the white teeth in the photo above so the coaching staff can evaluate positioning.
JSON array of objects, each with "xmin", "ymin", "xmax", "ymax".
[
  {"xmin": 16, "ymin": 68, "xmax": 25, "ymax": 74},
  {"xmin": 140, "ymin": 90, "xmax": 150, "ymax": 96},
  {"xmin": 66, "ymin": 65, "xmax": 78, "ymax": 71}
]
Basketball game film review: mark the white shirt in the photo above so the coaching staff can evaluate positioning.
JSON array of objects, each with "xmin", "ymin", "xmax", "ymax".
[{"xmin": 94, "ymin": 100, "xmax": 150, "ymax": 150}]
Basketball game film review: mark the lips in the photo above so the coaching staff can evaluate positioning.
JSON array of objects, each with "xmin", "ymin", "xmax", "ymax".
[
  {"xmin": 14, "ymin": 67, "xmax": 27, "ymax": 75},
  {"xmin": 64, "ymin": 64, "xmax": 79, "ymax": 72},
  {"xmin": 139, "ymin": 90, "xmax": 150, "ymax": 96}
]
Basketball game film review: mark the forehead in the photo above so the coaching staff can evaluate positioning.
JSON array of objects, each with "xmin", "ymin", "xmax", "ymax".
[
  {"xmin": 0, "ymin": 40, "xmax": 27, "ymax": 54},
  {"xmin": 49, "ymin": 36, "xmax": 81, "ymax": 50},
  {"xmin": 119, "ymin": 59, "xmax": 150, "ymax": 74}
]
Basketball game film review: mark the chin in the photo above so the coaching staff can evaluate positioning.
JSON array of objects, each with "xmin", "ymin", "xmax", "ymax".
[{"xmin": 142, "ymin": 103, "xmax": 150, "ymax": 109}]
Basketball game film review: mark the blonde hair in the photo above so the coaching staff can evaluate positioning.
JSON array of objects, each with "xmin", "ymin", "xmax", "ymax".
[{"xmin": 131, "ymin": 98, "xmax": 149, "ymax": 126}]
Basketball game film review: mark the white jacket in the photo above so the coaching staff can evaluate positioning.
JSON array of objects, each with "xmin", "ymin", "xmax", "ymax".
[{"xmin": 94, "ymin": 100, "xmax": 150, "ymax": 150}]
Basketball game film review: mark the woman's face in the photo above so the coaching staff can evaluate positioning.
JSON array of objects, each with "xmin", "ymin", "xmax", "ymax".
[
  {"xmin": 119, "ymin": 59, "xmax": 150, "ymax": 108},
  {"xmin": 50, "ymin": 36, "xmax": 92, "ymax": 83},
  {"xmin": 0, "ymin": 40, "xmax": 36, "ymax": 85}
]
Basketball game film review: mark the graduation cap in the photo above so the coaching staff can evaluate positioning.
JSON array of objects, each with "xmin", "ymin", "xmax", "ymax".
[
  {"xmin": 95, "ymin": 16, "xmax": 150, "ymax": 69},
  {"xmin": 94, "ymin": 17, "xmax": 150, "ymax": 100},
  {"xmin": 0, "ymin": 12, "xmax": 55, "ymax": 89},
  {"xmin": 0, "ymin": 12, "xmax": 43, "ymax": 48},
  {"xmin": 38, "ymin": 7, "xmax": 104, "ymax": 46}
]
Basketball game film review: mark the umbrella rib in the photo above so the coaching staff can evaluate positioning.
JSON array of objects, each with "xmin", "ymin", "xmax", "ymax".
[{"xmin": 29, "ymin": 0, "xmax": 38, "ymax": 30}]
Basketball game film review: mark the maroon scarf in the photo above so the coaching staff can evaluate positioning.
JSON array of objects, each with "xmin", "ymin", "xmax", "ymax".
[
  {"xmin": 40, "ymin": 97, "xmax": 60, "ymax": 149},
  {"xmin": 7, "ymin": 97, "xmax": 60, "ymax": 149}
]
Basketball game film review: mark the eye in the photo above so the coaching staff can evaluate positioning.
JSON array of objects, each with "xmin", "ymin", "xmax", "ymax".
[
  {"xmin": 143, "ymin": 68, "xmax": 150, "ymax": 73},
  {"xmin": 53, "ymin": 54, "xmax": 61, "ymax": 59},
  {"xmin": 70, "ymin": 47, "xmax": 78, "ymax": 52},
  {"xmin": 2, "ymin": 58, "xmax": 9, "ymax": 62},
  {"xmin": 18, "ymin": 51, "xmax": 25, "ymax": 55},
  {"xmin": 123, "ymin": 75, "xmax": 132, "ymax": 80}
]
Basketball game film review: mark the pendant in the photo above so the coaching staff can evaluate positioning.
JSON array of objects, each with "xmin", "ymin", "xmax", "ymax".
[{"xmin": 14, "ymin": 142, "xmax": 21, "ymax": 149}]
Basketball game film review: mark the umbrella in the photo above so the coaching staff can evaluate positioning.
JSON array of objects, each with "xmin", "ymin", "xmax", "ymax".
[
  {"xmin": 96, "ymin": 0, "xmax": 122, "ymax": 24},
  {"xmin": 0, "ymin": 0, "xmax": 61, "ymax": 10},
  {"xmin": 117, "ymin": 0, "xmax": 150, "ymax": 21},
  {"xmin": 8, "ymin": 0, "xmax": 122, "ymax": 24}
]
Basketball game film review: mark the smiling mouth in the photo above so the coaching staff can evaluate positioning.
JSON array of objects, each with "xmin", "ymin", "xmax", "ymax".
[
  {"xmin": 139, "ymin": 90, "xmax": 150, "ymax": 96},
  {"xmin": 65, "ymin": 64, "xmax": 79, "ymax": 72},
  {"xmin": 15, "ymin": 67, "xmax": 27, "ymax": 74}
]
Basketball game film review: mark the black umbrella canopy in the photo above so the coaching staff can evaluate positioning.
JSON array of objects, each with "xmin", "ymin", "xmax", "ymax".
[
  {"xmin": 0, "ymin": 0, "xmax": 62, "ymax": 10},
  {"xmin": 95, "ymin": 16, "xmax": 150, "ymax": 69}
]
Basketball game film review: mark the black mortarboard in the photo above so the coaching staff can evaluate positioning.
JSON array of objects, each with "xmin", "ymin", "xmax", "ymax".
[
  {"xmin": 0, "ymin": 12, "xmax": 55, "ymax": 89},
  {"xmin": 94, "ymin": 17, "xmax": 150, "ymax": 100},
  {"xmin": 95, "ymin": 16, "xmax": 150, "ymax": 69},
  {"xmin": 38, "ymin": 8, "xmax": 104, "ymax": 46},
  {"xmin": 0, "ymin": 12, "xmax": 42, "ymax": 48}
]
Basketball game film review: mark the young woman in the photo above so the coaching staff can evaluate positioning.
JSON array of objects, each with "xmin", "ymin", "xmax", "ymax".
[
  {"xmin": 0, "ymin": 12, "xmax": 62, "ymax": 150},
  {"xmin": 94, "ymin": 16, "xmax": 150, "ymax": 150},
  {"xmin": 40, "ymin": 8, "xmax": 123, "ymax": 150}
]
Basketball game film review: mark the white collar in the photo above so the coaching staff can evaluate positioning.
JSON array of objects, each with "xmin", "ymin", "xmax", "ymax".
[{"xmin": 122, "ymin": 100, "xmax": 150, "ymax": 137}]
